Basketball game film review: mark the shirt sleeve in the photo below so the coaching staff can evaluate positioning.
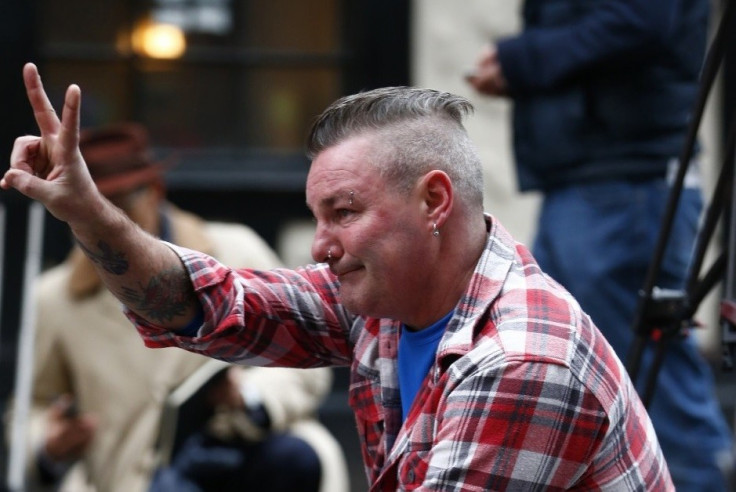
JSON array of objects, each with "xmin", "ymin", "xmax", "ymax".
[
  {"xmin": 496, "ymin": 0, "xmax": 681, "ymax": 94},
  {"xmin": 128, "ymin": 242, "xmax": 355, "ymax": 368}
]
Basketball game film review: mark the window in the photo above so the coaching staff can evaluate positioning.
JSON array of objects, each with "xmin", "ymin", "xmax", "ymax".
[
  {"xmin": 40, "ymin": 0, "xmax": 344, "ymax": 151},
  {"xmin": 34, "ymin": 0, "xmax": 409, "ymax": 245}
]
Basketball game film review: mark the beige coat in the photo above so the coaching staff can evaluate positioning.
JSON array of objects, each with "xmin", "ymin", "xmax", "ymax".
[{"xmin": 22, "ymin": 206, "xmax": 349, "ymax": 492}]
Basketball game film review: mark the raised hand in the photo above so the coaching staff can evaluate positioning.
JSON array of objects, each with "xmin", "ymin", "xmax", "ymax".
[
  {"xmin": 2, "ymin": 63, "xmax": 101, "ymax": 224},
  {"xmin": 3, "ymin": 64, "xmax": 198, "ymax": 329}
]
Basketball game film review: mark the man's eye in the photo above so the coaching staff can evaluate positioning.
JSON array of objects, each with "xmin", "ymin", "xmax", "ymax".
[{"xmin": 336, "ymin": 209, "xmax": 353, "ymax": 219}]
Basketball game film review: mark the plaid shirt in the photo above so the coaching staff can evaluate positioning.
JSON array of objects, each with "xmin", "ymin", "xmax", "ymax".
[{"xmin": 133, "ymin": 215, "xmax": 672, "ymax": 491}]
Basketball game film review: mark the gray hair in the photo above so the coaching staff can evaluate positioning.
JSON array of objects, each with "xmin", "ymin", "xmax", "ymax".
[{"xmin": 306, "ymin": 86, "xmax": 484, "ymax": 210}]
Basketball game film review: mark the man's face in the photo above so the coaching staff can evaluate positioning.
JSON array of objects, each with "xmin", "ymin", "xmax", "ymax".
[{"xmin": 306, "ymin": 135, "xmax": 432, "ymax": 320}]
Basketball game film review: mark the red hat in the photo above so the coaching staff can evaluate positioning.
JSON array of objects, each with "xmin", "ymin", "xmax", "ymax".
[{"xmin": 79, "ymin": 122, "xmax": 170, "ymax": 196}]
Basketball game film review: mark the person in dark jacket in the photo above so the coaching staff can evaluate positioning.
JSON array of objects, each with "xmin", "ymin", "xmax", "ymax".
[{"xmin": 467, "ymin": 0, "xmax": 734, "ymax": 490}]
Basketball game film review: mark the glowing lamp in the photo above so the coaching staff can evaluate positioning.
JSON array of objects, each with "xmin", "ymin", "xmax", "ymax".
[{"xmin": 132, "ymin": 21, "xmax": 186, "ymax": 59}]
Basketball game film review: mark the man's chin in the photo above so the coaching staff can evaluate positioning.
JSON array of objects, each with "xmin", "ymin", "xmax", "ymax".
[
  {"xmin": 338, "ymin": 289, "xmax": 377, "ymax": 317},
  {"xmin": 338, "ymin": 293, "xmax": 362, "ymax": 315}
]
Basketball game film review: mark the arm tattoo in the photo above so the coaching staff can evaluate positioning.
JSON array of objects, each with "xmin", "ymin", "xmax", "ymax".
[
  {"xmin": 119, "ymin": 268, "xmax": 194, "ymax": 323},
  {"xmin": 77, "ymin": 239, "xmax": 129, "ymax": 275},
  {"xmin": 76, "ymin": 239, "xmax": 194, "ymax": 323}
]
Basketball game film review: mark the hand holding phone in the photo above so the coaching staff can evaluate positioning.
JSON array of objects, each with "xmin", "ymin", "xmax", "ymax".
[{"xmin": 43, "ymin": 395, "xmax": 97, "ymax": 461}]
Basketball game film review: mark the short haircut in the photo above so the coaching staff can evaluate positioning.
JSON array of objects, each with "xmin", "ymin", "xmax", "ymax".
[{"xmin": 306, "ymin": 86, "xmax": 484, "ymax": 210}]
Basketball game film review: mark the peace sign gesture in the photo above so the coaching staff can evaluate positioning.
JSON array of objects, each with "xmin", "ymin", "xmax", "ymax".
[{"xmin": 2, "ymin": 63, "xmax": 100, "ymax": 224}]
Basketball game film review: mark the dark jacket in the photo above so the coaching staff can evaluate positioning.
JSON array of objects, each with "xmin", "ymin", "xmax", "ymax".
[{"xmin": 496, "ymin": 0, "xmax": 710, "ymax": 191}]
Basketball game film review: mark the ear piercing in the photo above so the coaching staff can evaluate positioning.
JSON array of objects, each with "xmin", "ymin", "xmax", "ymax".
[{"xmin": 433, "ymin": 223, "xmax": 440, "ymax": 237}]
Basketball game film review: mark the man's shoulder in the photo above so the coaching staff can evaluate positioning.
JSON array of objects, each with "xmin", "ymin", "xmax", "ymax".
[
  {"xmin": 475, "ymin": 278, "xmax": 629, "ymax": 407},
  {"xmin": 466, "ymin": 216, "xmax": 585, "ymax": 364},
  {"xmin": 473, "ymin": 264, "xmax": 590, "ymax": 365}
]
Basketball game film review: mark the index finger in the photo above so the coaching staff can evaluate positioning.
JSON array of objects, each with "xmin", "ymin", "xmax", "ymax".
[{"xmin": 23, "ymin": 63, "xmax": 60, "ymax": 136}]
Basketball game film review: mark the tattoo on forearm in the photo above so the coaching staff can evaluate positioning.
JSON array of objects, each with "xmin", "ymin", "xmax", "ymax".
[
  {"xmin": 77, "ymin": 240, "xmax": 129, "ymax": 275},
  {"xmin": 76, "ymin": 239, "xmax": 192, "ymax": 323},
  {"xmin": 119, "ymin": 268, "xmax": 194, "ymax": 323}
]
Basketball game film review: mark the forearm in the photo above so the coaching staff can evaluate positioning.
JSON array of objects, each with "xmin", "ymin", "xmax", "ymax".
[{"xmin": 69, "ymin": 198, "xmax": 199, "ymax": 329}]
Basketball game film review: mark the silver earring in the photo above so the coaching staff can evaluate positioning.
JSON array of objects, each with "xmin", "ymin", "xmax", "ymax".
[{"xmin": 433, "ymin": 223, "xmax": 440, "ymax": 237}]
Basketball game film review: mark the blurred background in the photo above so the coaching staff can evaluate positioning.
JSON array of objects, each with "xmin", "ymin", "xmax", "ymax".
[{"xmin": 1, "ymin": 1, "xmax": 735, "ymax": 490}]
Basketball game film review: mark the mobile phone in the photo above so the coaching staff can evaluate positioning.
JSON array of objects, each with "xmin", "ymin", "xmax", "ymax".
[{"xmin": 62, "ymin": 399, "xmax": 79, "ymax": 419}]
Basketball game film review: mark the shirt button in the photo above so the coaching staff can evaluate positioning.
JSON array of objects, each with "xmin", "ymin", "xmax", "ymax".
[{"xmin": 407, "ymin": 469, "xmax": 415, "ymax": 482}]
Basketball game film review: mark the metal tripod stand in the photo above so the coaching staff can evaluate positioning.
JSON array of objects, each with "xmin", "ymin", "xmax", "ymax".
[{"xmin": 625, "ymin": 0, "xmax": 736, "ymax": 408}]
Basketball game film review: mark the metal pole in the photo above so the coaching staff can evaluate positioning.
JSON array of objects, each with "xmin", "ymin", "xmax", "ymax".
[
  {"xmin": 0, "ymin": 204, "xmax": 6, "ymax": 343},
  {"xmin": 6, "ymin": 203, "xmax": 45, "ymax": 491}
]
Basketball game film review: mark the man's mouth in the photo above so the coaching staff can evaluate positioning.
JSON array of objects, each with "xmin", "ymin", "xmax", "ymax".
[{"xmin": 335, "ymin": 266, "xmax": 362, "ymax": 280}]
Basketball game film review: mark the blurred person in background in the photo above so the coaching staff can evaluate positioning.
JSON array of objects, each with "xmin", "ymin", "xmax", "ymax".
[
  {"xmin": 14, "ymin": 123, "xmax": 349, "ymax": 492},
  {"xmin": 467, "ymin": 0, "xmax": 734, "ymax": 489}
]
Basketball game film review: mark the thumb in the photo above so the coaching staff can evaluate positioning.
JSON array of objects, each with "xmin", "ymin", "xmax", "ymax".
[{"xmin": 1, "ymin": 169, "xmax": 55, "ymax": 203}]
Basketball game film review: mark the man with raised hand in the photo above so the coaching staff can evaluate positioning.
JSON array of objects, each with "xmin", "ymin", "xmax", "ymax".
[{"xmin": 5, "ymin": 63, "xmax": 672, "ymax": 490}]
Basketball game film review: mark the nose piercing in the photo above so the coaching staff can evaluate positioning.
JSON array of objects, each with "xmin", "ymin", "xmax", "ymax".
[{"xmin": 327, "ymin": 249, "xmax": 333, "ymax": 261}]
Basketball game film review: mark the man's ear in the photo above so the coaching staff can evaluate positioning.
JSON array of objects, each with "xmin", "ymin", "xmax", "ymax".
[{"xmin": 420, "ymin": 170, "xmax": 453, "ymax": 227}]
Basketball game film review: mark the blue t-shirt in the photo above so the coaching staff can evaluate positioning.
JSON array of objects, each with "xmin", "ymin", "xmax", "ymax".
[{"xmin": 398, "ymin": 310, "xmax": 454, "ymax": 420}]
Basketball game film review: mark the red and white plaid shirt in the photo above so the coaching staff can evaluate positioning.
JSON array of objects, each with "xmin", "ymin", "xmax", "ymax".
[{"xmin": 133, "ymin": 215, "xmax": 672, "ymax": 491}]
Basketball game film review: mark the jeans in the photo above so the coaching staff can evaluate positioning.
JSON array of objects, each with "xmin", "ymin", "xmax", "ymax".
[{"xmin": 533, "ymin": 179, "xmax": 733, "ymax": 491}]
